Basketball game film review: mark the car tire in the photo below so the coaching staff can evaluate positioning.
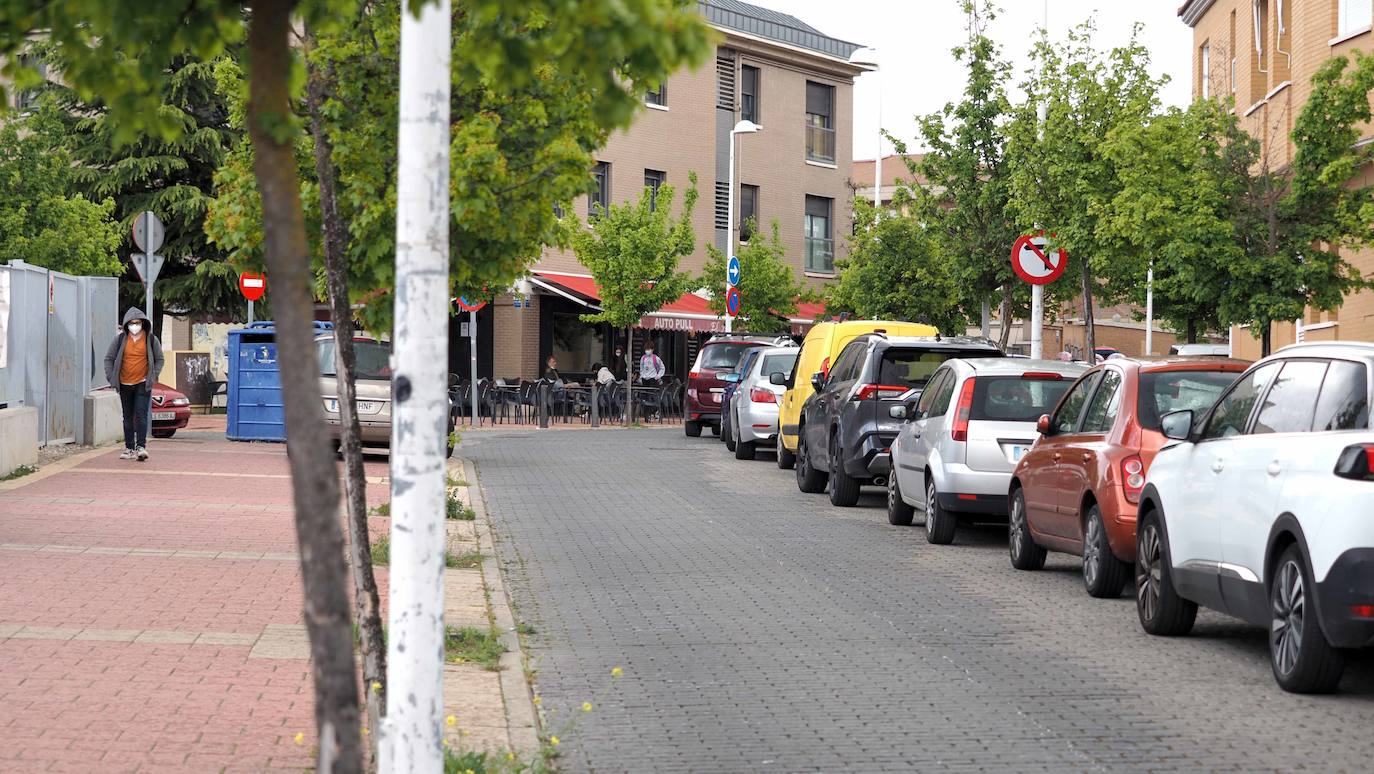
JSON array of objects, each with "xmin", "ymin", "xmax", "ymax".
[
  {"xmin": 152, "ymin": 430, "xmax": 175, "ymax": 439},
  {"xmin": 1007, "ymin": 487, "xmax": 1045, "ymax": 569},
  {"xmin": 1083, "ymin": 504, "xmax": 1129, "ymax": 598},
  {"xmin": 887, "ymin": 473, "xmax": 915, "ymax": 526},
  {"xmin": 1269, "ymin": 545, "xmax": 1345, "ymax": 693},
  {"xmin": 776, "ymin": 434, "xmax": 796, "ymax": 470},
  {"xmin": 827, "ymin": 434, "xmax": 861, "ymax": 507},
  {"xmin": 725, "ymin": 433, "xmax": 736, "ymax": 451},
  {"xmin": 795, "ymin": 432, "xmax": 827, "ymax": 494},
  {"xmin": 1134, "ymin": 511, "xmax": 1197, "ymax": 636},
  {"xmin": 924, "ymin": 477, "xmax": 956, "ymax": 545},
  {"xmin": 734, "ymin": 434, "xmax": 756, "ymax": 461},
  {"xmin": 710, "ymin": 424, "xmax": 721, "ymax": 437},
  {"xmin": 684, "ymin": 421, "xmax": 702, "ymax": 438}
]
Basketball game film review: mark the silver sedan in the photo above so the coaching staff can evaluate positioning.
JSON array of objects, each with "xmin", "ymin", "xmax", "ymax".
[{"xmin": 726, "ymin": 346, "xmax": 799, "ymax": 461}]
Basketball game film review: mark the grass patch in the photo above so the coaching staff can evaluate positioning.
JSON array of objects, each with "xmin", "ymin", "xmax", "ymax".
[
  {"xmin": 446, "ymin": 495, "xmax": 475, "ymax": 521},
  {"xmin": 444, "ymin": 747, "xmax": 550, "ymax": 773},
  {"xmin": 515, "ymin": 622, "xmax": 536, "ymax": 636},
  {"xmin": 370, "ymin": 502, "xmax": 390, "ymax": 518},
  {"xmin": 446, "ymin": 474, "xmax": 469, "ymax": 488},
  {"xmin": 371, "ymin": 534, "xmax": 390, "ymax": 566},
  {"xmin": 445, "ymin": 550, "xmax": 483, "ymax": 569},
  {"xmin": 444, "ymin": 626, "xmax": 505, "ymax": 670},
  {"xmin": 1, "ymin": 464, "xmax": 36, "ymax": 481}
]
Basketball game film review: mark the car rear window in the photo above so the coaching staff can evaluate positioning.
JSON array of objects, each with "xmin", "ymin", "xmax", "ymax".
[
  {"xmin": 1137, "ymin": 369, "xmax": 1240, "ymax": 431},
  {"xmin": 318, "ymin": 339, "xmax": 392, "ymax": 381},
  {"xmin": 970, "ymin": 376, "xmax": 1075, "ymax": 422},
  {"xmin": 878, "ymin": 349, "xmax": 996, "ymax": 389},
  {"xmin": 759, "ymin": 352, "xmax": 798, "ymax": 379},
  {"xmin": 698, "ymin": 343, "xmax": 753, "ymax": 370}
]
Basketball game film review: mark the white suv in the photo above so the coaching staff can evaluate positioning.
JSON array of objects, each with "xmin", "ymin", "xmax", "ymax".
[{"xmin": 1137, "ymin": 343, "xmax": 1374, "ymax": 693}]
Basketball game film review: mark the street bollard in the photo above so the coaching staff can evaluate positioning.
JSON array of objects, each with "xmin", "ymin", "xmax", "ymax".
[
  {"xmin": 538, "ymin": 382, "xmax": 550, "ymax": 428},
  {"xmin": 590, "ymin": 381, "xmax": 600, "ymax": 427}
]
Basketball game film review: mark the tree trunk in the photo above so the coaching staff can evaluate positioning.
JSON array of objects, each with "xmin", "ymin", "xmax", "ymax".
[
  {"xmin": 1080, "ymin": 262, "xmax": 1096, "ymax": 362},
  {"xmin": 246, "ymin": 4, "xmax": 360, "ymax": 771},
  {"xmin": 304, "ymin": 33, "xmax": 386, "ymax": 760},
  {"xmin": 1186, "ymin": 319, "xmax": 1197, "ymax": 345},
  {"xmin": 626, "ymin": 325, "xmax": 635, "ymax": 424},
  {"xmin": 997, "ymin": 285, "xmax": 1013, "ymax": 351},
  {"xmin": 1260, "ymin": 322, "xmax": 1272, "ymax": 357}
]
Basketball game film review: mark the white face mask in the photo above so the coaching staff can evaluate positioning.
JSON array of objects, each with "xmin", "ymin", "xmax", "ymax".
[{"xmin": 127, "ymin": 322, "xmax": 143, "ymax": 335}]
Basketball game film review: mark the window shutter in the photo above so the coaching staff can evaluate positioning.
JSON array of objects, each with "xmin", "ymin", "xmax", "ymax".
[
  {"xmin": 716, "ymin": 50, "xmax": 737, "ymax": 110},
  {"xmin": 806, "ymin": 82, "xmax": 832, "ymax": 117},
  {"xmin": 714, "ymin": 181, "xmax": 730, "ymax": 230}
]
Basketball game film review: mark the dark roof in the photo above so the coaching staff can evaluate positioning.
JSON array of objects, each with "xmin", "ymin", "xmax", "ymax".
[{"xmin": 699, "ymin": 0, "xmax": 863, "ymax": 60}]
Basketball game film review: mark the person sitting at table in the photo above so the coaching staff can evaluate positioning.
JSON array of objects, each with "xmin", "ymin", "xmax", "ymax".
[
  {"xmin": 543, "ymin": 356, "xmax": 562, "ymax": 384},
  {"xmin": 594, "ymin": 362, "xmax": 616, "ymax": 386},
  {"xmin": 638, "ymin": 343, "xmax": 665, "ymax": 388}
]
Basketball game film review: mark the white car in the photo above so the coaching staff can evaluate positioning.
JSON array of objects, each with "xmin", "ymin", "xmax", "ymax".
[
  {"xmin": 888, "ymin": 358, "xmax": 1088, "ymax": 544},
  {"xmin": 725, "ymin": 346, "xmax": 799, "ymax": 461},
  {"xmin": 1137, "ymin": 342, "xmax": 1374, "ymax": 693}
]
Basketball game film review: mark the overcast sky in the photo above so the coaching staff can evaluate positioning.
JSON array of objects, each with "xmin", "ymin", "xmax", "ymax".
[{"xmin": 747, "ymin": 0, "xmax": 1195, "ymax": 160}]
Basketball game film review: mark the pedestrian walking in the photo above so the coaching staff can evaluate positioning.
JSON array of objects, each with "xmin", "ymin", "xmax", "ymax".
[
  {"xmin": 638, "ymin": 343, "xmax": 665, "ymax": 388},
  {"xmin": 104, "ymin": 308, "xmax": 164, "ymax": 461}
]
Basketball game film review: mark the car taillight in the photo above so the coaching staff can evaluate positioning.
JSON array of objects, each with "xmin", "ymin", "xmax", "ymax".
[
  {"xmin": 853, "ymin": 384, "xmax": 909, "ymax": 401},
  {"xmin": 950, "ymin": 378, "xmax": 976, "ymax": 442},
  {"xmin": 1122, "ymin": 455, "xmax": 1145, "ymax": 503},
  {"xmin": 1351, "ymin": 604, "xmax": 1374, "ymax": 619},
  {"xmin": 689, "ymin": 372, "xmax": 699, "ymax": 380},
  {"xmin": 1020, "ymin": 372, "xmax": 1063, "ymax": 380},
  {"xmin": 1333, "ymin": 443, "xmax": 1374, "ymax": 481},
  {"xmin": 749, "ymin": 388, "xmax": 776, "ymax": 404}
]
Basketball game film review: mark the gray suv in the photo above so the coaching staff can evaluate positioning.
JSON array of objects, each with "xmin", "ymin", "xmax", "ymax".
[{"xmin": 794, "ymin": 335, "xmax": 1002, "ymax": 506}]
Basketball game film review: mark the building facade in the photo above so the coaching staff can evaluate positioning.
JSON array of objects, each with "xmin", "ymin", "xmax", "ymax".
[
  {"xmin": 484, "ymin": 0, "xmax": 866, "ymax": 382},
  {"xmin": 1181, "ymin": 0, "xmax": 1374, "ymax": 357}
]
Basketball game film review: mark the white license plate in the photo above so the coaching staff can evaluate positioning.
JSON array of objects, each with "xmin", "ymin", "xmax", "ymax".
[
  {"xmin": 1010, "ymin": 445, "xmax": 1027, "ymax": 462},
  {"xmin": 152, "ymin": 411, "xmax": 176, "ymax": 421},
  {"xmin": 357, "ymin": 401, "xmax": 382, "ymax": 414}
]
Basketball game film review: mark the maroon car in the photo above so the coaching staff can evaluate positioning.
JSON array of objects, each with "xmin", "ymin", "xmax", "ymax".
[
  {"xmin": 685, "ymin": 334, "xmax": 795, "ymax": 437},
  {"xmin": 151, "ymin": 382, "xmax": 192, "ymax": 438}
]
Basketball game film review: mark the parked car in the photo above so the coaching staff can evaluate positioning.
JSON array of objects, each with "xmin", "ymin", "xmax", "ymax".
[
  {"xmin": 776, "ymin": 320, "xmax": 939, "ymax": 470},
  {"xmin": 685, "ymin": 333, "xmax": 794, "ymax": 438},
  {"xmin": 150, "ymin": 383, "xmax": 192, "ymax": 438},
  {"xmin": 795, "ymin": 335, "xmax": 1003, "ymax": 506},
  {"xmin": 724, "ymin": 346, "xmax": 799, "ymax": 460},
  {"xmin": 1006, "ymin": 357, "xmax": 1248, "ymax": 595},
  {"xmin": 1135, "ymin": 342, "xmax": 1373, "ymax": 693},
  {"xmin": 317, "ymin": 334, "xmax": 457, "ymax": 456},
  {"xmin": 720, "ymin": 347, "xmax": 768, "ymax": 451},
  {"xmin": 1169, "ymin": 342, "xmax": 1232, "ymax": 357},
  {"xmin": 889, "ymin": 358, "xmax": 1085, "ymax": 543}
]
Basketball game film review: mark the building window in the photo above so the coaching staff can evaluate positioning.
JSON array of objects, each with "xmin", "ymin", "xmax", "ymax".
[
  {"xmin": 552, "ymin": 313, "xmax": 605, "ymax": 373},
  {"xmin": 646, "ymin": 80, "xmax": 666, "ymax": 107},
  {"xmin": 590, "ymin": 161, "xmax": 610, "ymax": 219},
  {"xmin": 15, "ymin": 54, "xmax": 46, "ymax": 111},
  {"xmin": 1230, "ymin": 10, "xmax": 1237, "ymax": 93},
  {"xmin": 644, "ymin": 169, "xmax": 666, "ymax": 211},
  {"xmin": 740, "ymin": 65, "xmax": 760, "ymax": 123},
  {"xmin": 804, "ymin": 195, "xmax": 833, "ymax": 273},
  {"xmin": 805, "ymin": 81, "xmax": 835, "ymax": 164},
  {"xmin": 1200, "ymin": 42, "xmax": 1210, "ymax": 99},
  {"xmin": 739, "ymin": 184, "xmax": 758, "ymax": 242},
  {"xmin": 1339, "ymin": 0, "xmax": 1372, "ymax": 37}
]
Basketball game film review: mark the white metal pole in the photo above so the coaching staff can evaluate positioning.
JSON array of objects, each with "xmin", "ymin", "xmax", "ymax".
[
  {"xmin": 383, "ymin": 0, "xmax": 450, "ymax": 771},
  {"xmin": 1144, "ymin": 262, "xmax": 1154, "ymax": 355},
  {"xmin": 247, "ymin": 299, "xmax": 255, "ymax": 325},
  {"xmin": 873, "ymin": 76, "xmax": 882, "ymax": 223},
  {"xmin": 469, "ymin": 309, "xmax": 479, "ymax": 425},
  {"xmin": 726, "ymin": 130, "xmax": 736, "ymax": 334},
  {"xmin": 1030, "ymin": 285, "xmax": 1043, "ymax": 360}
]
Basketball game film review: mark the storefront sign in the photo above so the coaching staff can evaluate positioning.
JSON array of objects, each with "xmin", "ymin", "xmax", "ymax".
[{"xmin": 638, "ymin": 314, "xmax": 725, "ymax": 333}]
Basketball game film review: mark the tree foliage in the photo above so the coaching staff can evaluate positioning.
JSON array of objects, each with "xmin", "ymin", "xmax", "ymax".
[{"xmin": 698, "ymin": 219, "xmax": 813, "ymax": 333}]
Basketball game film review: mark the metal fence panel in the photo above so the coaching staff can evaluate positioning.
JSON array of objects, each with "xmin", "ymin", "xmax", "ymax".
[{"xmin": 46, "ymin": 272, "xmax": 82, "ymax": 444}]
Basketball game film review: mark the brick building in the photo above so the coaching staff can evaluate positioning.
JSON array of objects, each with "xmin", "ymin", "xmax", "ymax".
[
  {"xmin": 476, "ymin": 0, "xmax": 866, "ymax": 383},
  {"xmin": 1180, "ymin": 0, "xmax": 1374, "ymax": 357}
]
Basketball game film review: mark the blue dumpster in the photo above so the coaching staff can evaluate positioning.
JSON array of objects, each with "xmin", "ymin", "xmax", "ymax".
[{"xmin": 226, "ymin": 321, "xmax": 333, "ymax": 441}]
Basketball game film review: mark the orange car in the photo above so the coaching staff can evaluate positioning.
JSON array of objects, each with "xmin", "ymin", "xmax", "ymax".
[{"xmin": 1007, "ymin": 357, "xmax": 1249, "ymax": 597}]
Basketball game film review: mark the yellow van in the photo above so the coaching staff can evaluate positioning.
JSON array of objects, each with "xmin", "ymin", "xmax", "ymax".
[{"xmin": 772, "ymin": 320, "xmax": 937, "ymax": 468}]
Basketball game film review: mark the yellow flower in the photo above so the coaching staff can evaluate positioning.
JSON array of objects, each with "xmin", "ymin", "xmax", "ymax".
[
  {"xmin": 549, "ymin": 735, "xmax": 560, "ymax": 747},
  {"xmin": 371, "ymin": 681, "xmax": 382, "ymax": 691},
  {"xmin": 532, "ymin": 696, "xmax": 541, "ymax": 706},
  {"xmin": 611, "ymin": 667, "xmax": 623, "ymax": 678},
  {"xmin": 362, "ymin": 727, "xmax": 369, "ymax": 736},
  {"xmin": 293, "ymin": 732, "xmax": 304, "ymax": 745},
  {"xmin": 465, "ymin": 769, "xmax": 476, "ymax": 774},
  {"xmin": 582, "ymin": 702, "xmax": 594, "ymax": 713},
  {"xmin": 442, "ymin": 739, "xmax": 450, "ymax": 748},
  {"xmin": 446, "ymin": 715, "xmax": 457, "ymax": 727},
  {"xmin": 506, "ymin": 752, "xmax": 516, "ymax": 761}
]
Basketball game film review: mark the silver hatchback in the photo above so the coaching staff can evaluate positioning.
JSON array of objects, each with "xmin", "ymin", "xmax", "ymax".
[
  {"xmin": 888, "ymin": 358, "xmax": 1088, "ymax": 544},
  {"xmin": 725, "ymin": 346, "xmax": 799, "ymax": 460}
]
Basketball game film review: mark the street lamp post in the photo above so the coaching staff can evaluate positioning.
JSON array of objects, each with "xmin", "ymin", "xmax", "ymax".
[
  {"xmin": 726, "ymin": 119, "xmax": 761, "ymax": 334},
  {"xmin": 848, "ymin": 48, "xmax": 881, "ymax": 222}
]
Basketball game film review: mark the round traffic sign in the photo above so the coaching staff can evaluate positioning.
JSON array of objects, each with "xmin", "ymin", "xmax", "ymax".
[
  {"xmin": 725, "ymin": 286, "xmax": 741, "ymax": 317},
  {"xmin": 727, "ymin": 255, "xmax": 741, "ymax": 286},
  {"xmin": 456, "ymin": 296, "xmax": 487, "ymax": 312},
  {"xmin": 238, "ymin": 272, "xmax": 266, "ymax": 302},
  {"xmin": 132, "ymin": 211, "xmax": 165, "ymax": 255},
  {"xmin": 1011, "ymin": 233, "xmax": 1067, "ymax": 286}
]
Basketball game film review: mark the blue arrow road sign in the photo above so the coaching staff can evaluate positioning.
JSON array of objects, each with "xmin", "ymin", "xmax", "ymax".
[{"xmin": 727, "ymin": 255, "xmax": 741, "ymax": 286}]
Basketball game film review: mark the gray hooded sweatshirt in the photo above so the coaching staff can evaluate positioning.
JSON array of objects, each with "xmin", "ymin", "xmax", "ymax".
[{"xmin": 103, "ymin": 307, "xmax": 164, "ymax": 389}]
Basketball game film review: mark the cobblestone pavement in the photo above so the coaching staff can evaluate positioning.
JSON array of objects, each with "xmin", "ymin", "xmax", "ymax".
[{"xmin": 463, "ymin": 427, "xmax": 1374, "ymax": 773}]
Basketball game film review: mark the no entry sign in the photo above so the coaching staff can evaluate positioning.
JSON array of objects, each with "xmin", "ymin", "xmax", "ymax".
[
  {"xmin": 238, "ymin": 272, "xmax": 266, "ymax": 301},
  {"xmin": 1011, "ymin": 233, "xmax": 1067, "ymax": 286}
]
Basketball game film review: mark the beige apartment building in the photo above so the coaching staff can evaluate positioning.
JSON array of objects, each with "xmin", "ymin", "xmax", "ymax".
[
  {"xmin": 477, "ymin": 0, "xmax": 866, "ymax": 382},
  {"xmin": 1181, "ymin": 0, "xmax": 1374, "ymax": 357}
]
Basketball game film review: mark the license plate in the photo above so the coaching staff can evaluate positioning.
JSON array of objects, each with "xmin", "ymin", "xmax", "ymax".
[
  {"xmin": 152, "ymin": 411, "xmax": 176, "ymax": 421},
  {"xmin": 357, "ymin": 401, "xmax": 381, "ymax": 414},
  {"xmin": 1010, "ymin": 445, "xmax": 1027, "ymax": 462}
]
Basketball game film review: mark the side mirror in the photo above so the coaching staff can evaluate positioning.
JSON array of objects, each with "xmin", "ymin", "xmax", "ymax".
[
  {"xmin": 888, "ymin": 404, "xmax": 907, "ymax": 420},
  {"xmin": 769, "ymin": 371, "xmax": 787, "ymax": 386},
  {"xmin": 722, "ymin": 373, "xmax": 741, "ymax": 384},
  {"xmin": 810, "ymin": 372, "xmax": 825, "ymax": 392},
  {"xmin": 1036, "ymin": 414, "xmax": 1052, "ymax": 435},
  {"xmin": 1160, "ymin": 409, "xmax": 1194, "ymax": 442}
]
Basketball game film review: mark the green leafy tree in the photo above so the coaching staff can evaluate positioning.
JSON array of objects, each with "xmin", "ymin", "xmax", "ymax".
[
  {"xmin": 699, "ymin": 219, "xmax": 814, "ymax": 333},
  {"xmin": 0, "ymin": 115, "xmax": 123, "ymax": 275},
  {"xmin": 1008, "ymin": 20, "xmax": 1163, "ymax": 358},
  {"xmin": 827, "ymin": 197, "xmax": 966, "ymax": 333}
]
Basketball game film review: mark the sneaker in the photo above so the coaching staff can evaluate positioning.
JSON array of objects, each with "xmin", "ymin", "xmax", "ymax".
[
  {"xmin": 136, "ymin": 446, "xmax": 149, "ymax": 461},
  {"xmin": 119, "ymin": 449, "xmax": 136, "ymax": 460}
]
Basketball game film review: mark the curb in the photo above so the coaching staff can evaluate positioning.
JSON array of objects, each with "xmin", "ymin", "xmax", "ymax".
[{"xmin": 0, "ymin": 443, "xmax": 119, "ymax": 492}]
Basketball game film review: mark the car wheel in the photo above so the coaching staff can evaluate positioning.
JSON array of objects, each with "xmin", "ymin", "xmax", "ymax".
[
  {"xmin": 887, "ymin": 473, "xmax": 915, "ymax": 526},
  {"xmin": 1134, "ymin": 511, "xmax": 1197, "ymax": 636},
  {"xmin": 734, "ymin": 426, "xmax": 756, "ymax": 461},
  {"xmin": 152, "ymin": 430, "xmax": 175, "ymax": 439},
  {"xmin": 827, "ymin": 434, "xmax": 861, "ymax": 507},
  {"xmin": 794, "ymin": 432, "xmax": 827, "ymax": 494},
  {"xmin": 924, "ymin": 477, "xmax": 956, "ymax": 545},
  {"xmin": 684, "ymin": 421, "xmax": 702, "ymax": 438},
  {"xmin": 1007, "ymin": 487, "xmax": 1045, "ymax": 569},
  {"xmin": 1083, "ymin": 504, "xmax": 1128, "ymax": 598},
  {"xmin": 710, "ymin": 423, "xmax": 721, "ymax": 437},
  {"xmin": 776, "ymin": 434, "xmax": 795, "ymax": 470},
  {"xmin": 1269, "ymin": 545, "xmax": 1345, "ymax": 693}
]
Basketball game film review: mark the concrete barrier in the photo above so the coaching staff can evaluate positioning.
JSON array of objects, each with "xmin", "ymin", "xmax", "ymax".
[
  {"xmin": 0, "ymin": 406, "xmax": 39, "ymax": 477},
  {"xmin": 84, "ymin": 390, "xmax": 123, "ymax": 447}
]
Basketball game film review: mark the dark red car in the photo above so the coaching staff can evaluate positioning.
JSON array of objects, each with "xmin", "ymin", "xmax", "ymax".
[
  {"xmin": 685, "ymin": 334, "xmax": 795, "ymax": 437},
  {"xmin": 151, "ymin": 382, "xmax": 192, "ymax": 438},
  {"xmin": 1007, "ymin": 357, "xmax": 1249, "ymax": 597}
]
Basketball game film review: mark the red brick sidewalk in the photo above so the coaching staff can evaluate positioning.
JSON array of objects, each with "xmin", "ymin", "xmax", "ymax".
[{"xmin": 0, "ymin": 417, "xmax": 389, "ymax": 773}]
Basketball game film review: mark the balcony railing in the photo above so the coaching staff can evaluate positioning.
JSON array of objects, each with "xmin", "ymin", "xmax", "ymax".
[
  {"xmin": 805, "ymin": 122, "xmax": 835, "ymax": 164},
  {"xmin": 805, "ymin": 237, "xmax": 834, "ymax": 273}
]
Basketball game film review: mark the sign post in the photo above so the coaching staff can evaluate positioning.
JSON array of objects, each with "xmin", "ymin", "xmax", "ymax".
[
  {"xmin": 725, "ymin": 254, "xmax": 741, "ymax": 332},
  {"xmin": 1010, "ymin": 233, "xmax": 1066, "ymax": 360},
  {"xmin": 457, "ymin": 297, "xmax": 487, "ymax": 425},
  {"xmin": 130, "ymin": 211, "xmax": 166, "ymax": 326}
]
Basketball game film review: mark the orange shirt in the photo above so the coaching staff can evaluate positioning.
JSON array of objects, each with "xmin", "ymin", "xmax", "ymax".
[{"xmin": 119, "ymin": 336, "xmax": 149, "ymax": 385}]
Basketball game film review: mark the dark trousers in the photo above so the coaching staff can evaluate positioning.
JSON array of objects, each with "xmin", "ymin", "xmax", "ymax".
[{"xmin": 119, "ymin": 382, "xmax": 150, "ymax": 449}]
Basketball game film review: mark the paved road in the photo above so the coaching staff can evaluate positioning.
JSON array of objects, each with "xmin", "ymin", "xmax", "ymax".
[{"xmin": 462, "ymin": 427, "xmax": 1374, "ymax": 773}]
